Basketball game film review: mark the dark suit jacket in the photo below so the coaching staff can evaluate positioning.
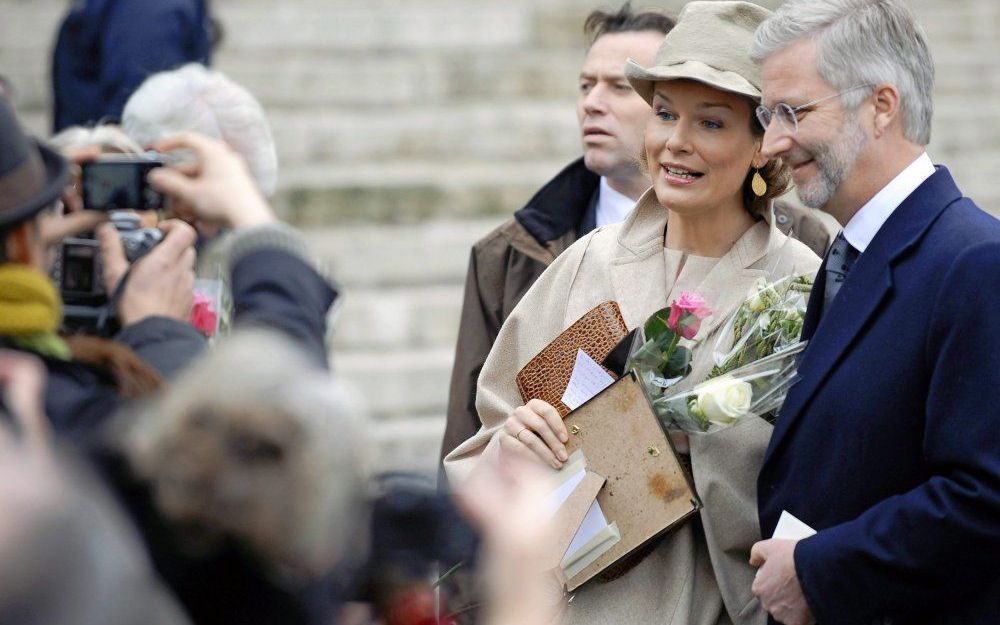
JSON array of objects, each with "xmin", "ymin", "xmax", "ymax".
[{"xmin": 758, "ymin": 167, "xmax": 1000, "ymax": 624}]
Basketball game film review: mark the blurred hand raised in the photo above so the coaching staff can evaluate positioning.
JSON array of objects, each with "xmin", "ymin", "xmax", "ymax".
[{"xmin": 148, "ymin": 132, "xmax": 276, "ymax": 229}]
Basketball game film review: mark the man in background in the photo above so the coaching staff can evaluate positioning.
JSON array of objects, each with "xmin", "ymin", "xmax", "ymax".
[
  {"xmin": 439, "ymin": 2, "xmax": 673, "ymax": 470},
  {"xmin": 52, "ymin": 0, "xmax": 218, "ymax": 132}
]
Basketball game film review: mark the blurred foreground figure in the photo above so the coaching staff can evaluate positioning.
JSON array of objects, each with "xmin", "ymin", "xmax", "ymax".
[
  {"xmin": 0, "ymin": 439, "xmax": 191, "ymax": 625},
  {"xmin": 93, "ymin": 329, "xmax": 368, "ymax": 625},
  {"xmin": 52, "ymin": 0, "xmax": 218, "ymax": 132}
]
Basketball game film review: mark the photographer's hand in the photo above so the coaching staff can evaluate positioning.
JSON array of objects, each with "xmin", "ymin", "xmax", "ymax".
[
  {"xmin": 99, "ymin": 219, "xmax": 196, "ymax": 326},
  {"xmin": 148, "ymin": 132, "xmax": 276, "ymax": 229},
  {"xmin": 40, "ymin": 145, "xmax": 107, "ymax": 247}
]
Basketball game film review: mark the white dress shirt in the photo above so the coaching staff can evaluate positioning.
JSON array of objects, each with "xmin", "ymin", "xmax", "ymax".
[
  {"xmin": 595, "ymin": 177, "xmax": 637, "ymax": 227},
  {"xmin": 842, "ymin": 152, "xmax": 935, "ymax": 253}
]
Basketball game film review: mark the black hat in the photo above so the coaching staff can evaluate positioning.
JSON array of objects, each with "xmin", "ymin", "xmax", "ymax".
[{"xmin": 0, "ymin": 98, "xmax": 69, "ymax": 229}]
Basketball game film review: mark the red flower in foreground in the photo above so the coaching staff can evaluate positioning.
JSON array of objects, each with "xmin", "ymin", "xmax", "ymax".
[
  {"xmin": 386, "ymin": 585, "xmax": 455, "ymax": 625},
  {"xmin": 190, "ymin": 292, "xmax": 218, "ymax": 337}
]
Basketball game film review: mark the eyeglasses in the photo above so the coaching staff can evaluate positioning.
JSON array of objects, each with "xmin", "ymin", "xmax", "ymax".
[{"xmin": 755, "ymin": 84, "xmax": 873, "ymax": 134}]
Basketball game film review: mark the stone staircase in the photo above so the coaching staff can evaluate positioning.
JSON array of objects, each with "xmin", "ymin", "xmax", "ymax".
[{"xmin": 1, "ymin": 0, "xmax": 1000, "ymax": 475}]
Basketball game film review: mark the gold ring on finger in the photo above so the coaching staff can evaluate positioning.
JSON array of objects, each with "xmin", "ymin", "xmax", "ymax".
[{"xmin": 515, "ymin": 427, "xmax": 530, "ymax": 442}]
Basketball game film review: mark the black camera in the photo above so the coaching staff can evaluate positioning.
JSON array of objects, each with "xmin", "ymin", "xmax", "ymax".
[
  {"xmin": 81, "ymin": 154, "xmax": 166, "ymax": 211},
  {"xmin": 55, "ymin": 212, "xmax": 164, "ymax": 333}
]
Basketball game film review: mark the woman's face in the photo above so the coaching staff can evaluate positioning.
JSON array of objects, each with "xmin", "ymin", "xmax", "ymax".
[{"xmin": 644, "ymin": 79, "xmax": 764, "ymax": 217}]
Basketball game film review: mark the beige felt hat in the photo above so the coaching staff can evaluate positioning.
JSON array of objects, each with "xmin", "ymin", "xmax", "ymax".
[{"xmin": 626, "ymin": 1, "xmax": 770, "ymax": 105}]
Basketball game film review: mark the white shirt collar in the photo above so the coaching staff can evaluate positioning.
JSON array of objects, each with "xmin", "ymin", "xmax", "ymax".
[
  {"xmin": 842, "ymin": 152, "xmax": 935, "ymax": 253},
  {"xmin": 595, "ymin": 177, "xmax": 637, "ymax": 227}
]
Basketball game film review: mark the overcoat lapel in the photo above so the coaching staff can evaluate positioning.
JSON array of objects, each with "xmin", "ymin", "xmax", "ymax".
[
  {"xmin": 607, "ymin": 189, "xmax": 776, "ymax": 339},
  {"xmin": 764, "ymin": 167, "xmax": 964, "ymax": 464}
]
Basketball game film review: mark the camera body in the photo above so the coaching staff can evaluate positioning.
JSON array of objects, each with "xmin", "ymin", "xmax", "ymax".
[
  {"xmin": 81, "ymin": 153, "xmax": 166, "ymax": 211},
  {"xmin": 55, "ymin": 212, "xmax": 163, "ymax": 333}
]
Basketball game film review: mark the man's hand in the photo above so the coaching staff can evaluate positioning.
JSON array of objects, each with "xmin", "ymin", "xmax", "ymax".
[
  {"xmin": 147, "ymin": 132, "xmax": 276, "ymax": 229},
  {"xmin": 98, "ymin": 219, "xmax": 196, "ymax": 326},
  {"xmin": 750, "ymin": 538, "xmax": 816, "ymax": 625}
]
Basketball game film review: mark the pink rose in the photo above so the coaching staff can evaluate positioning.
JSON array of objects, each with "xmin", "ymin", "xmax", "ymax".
[
  {"xmin": 668, "ymin": 292, "xmax": 712, "ymax": 339},
  {"xmin": 674, "ymin": 291, "xmax": 712, "ymax": 319},
  {"xmin": 190, "ymin": 293, "xmax": 218, "ymax": 337}
]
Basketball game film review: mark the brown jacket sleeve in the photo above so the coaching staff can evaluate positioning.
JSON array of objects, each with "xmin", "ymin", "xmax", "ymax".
[
  {"xmin": 440, "ymin": 244, "xmax": 502, "ymax": 467},
  {"xmin": 439, "ymin": 222, "xmax": 555, "ymax": 478}
]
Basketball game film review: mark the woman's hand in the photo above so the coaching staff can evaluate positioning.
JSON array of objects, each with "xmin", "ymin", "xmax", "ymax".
[{"xmin": 501, "ymin": 399, "xmax": 570, "ymax": 469}]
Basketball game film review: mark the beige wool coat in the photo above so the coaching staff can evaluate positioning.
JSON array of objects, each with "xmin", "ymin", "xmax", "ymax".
[{"xmin": 444, "ymin": 189, "xmax": 820, "ymax": 625}]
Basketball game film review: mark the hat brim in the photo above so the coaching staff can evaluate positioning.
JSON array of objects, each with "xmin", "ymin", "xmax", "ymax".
[
  {"xmin": 0, "ymin": 140, "xmax": 69, "ymax": 229},
  {"xmin": 626, "ymin": 58, "xmax": 761, "ymax": 107}
]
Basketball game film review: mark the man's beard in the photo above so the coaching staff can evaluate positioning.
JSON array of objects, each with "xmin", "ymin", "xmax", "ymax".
[{"xmin": 796, "ymin": 113, "xmax": 868, "ymax": 209}]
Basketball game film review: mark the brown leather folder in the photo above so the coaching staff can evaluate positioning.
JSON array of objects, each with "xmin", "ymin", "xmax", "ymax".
[
  {"xmin": 515, "ymin": 301, "xmax": 628, "ymax": 417},
  {"xmin": 560, "ymin": 372, "xmax": 700, "ymax": 591}
]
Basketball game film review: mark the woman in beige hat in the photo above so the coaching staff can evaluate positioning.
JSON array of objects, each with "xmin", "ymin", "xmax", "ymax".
[{"xmin": 444, "ymin": 2, "xmax": 820, "ymax": 623}]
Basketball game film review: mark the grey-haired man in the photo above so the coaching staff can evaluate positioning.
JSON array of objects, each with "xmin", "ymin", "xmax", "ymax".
[{"xmin": 749, "ymin": 2, "xmax": 1000, "ymax": 624}]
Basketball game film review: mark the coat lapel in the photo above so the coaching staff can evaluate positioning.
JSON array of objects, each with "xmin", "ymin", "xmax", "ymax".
[
  {"xmin": 608, "ymin": 191, "xmax": 671, "ymax": 328},
  {"xmin": 607, "ymin": 189, "xmax": 775, "ymax": 336},
  {"xmin": 799, "ymin": 253, "xmax": 828, "ymax": 342},
  {"xmin": 764, "ymin": 167, "xmax": 964, "ymax": 464},
  {"xmin": 683, "ymin": 218, "xmax": 771, "ymax": 346}
]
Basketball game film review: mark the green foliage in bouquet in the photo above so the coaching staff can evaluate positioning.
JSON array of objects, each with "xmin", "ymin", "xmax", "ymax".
[{"xmin": 709, "ymin": 275, "xmax": 813, "ymax": 378}]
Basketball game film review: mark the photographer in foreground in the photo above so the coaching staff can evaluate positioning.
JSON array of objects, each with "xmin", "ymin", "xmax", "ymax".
[{"xmin": 0, "ymin": 97, "xmax": 337, "ymax": 437}]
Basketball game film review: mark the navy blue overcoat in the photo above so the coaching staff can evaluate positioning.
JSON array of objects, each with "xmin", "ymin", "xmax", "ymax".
[{"xmin": 758, "ymin": 167, "xmax": 1000, "ymax": 624}]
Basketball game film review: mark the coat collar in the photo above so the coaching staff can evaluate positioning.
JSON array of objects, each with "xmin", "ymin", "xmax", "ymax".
[
  {"xmin": 513, "ymin": 157, "xmax": 600, "ymax": 247},
  {"xmin": 764, "ymin": 166, "xmax": 964, "ymax": 465},
  {"xmin": 608, "ymin": 189, "xmax": 784, "ymax": 342}
]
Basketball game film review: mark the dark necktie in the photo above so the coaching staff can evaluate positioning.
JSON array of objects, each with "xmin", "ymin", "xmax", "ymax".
[{"xmin": 823, "ymin": 232, "xmax": 859, "ymax": 315}]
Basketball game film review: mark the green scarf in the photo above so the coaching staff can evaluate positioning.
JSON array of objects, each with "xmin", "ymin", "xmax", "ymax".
[{"xmin": 0, "ymin": 263, "xmax": 71, "ymax": 360}]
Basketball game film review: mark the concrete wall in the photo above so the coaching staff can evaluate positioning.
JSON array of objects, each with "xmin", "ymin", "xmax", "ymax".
[{"xmin": 2, "ymin": 0, "xmax": 998, "ymax": 475}]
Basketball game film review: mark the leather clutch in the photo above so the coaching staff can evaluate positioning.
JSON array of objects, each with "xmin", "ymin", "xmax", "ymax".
[{"xmin": 515, "ymin": 301, "xmax": 629, "ymax": 416}]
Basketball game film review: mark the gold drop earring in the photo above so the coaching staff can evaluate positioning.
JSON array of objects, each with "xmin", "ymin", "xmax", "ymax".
[{"xmin": 751, "ymin": 168, "xmax": 767, "ymax": 197}]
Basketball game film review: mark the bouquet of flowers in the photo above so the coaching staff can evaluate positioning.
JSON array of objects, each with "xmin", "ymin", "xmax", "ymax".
[
  {"xmin": 649, "ymin": 275, "xmax": 815, "ymax": 434},
  {"xmin": 651, "ymin": 343, "xmax": 806, "ymax": 433},
  {"xmin": 627, "ymin": 292, "xmax": 712, "ymax": 402},
  {"xmin": 710, "ymin": 274, "xmax": 812, "ymax": 377}
]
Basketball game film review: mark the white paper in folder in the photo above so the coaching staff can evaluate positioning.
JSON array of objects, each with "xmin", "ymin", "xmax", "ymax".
[
  {"xmin": 561, "ymin": 349, "xmax": 615, "ymax": 410},
  {"xmin": 542, "ymin": 450, "xmax": 621, "ymax": 578}
]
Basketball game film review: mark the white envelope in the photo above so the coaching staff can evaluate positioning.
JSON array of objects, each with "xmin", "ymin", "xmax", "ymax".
[{"xmin": 773, "ymin": 510, "xmax": 817, "ymax": 540}]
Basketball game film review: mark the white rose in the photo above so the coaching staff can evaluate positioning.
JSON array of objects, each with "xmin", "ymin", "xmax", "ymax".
[{"xmin": 696, "ymin": 377, "xmax": 753, "ymax": 424}]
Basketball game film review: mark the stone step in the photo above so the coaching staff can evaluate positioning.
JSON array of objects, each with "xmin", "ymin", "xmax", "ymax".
[
  {"xmin": 266, "ymin": 101, "xmax": 578, "ymax": 165},
  {"xmin": 336, "ymin": 347, "xmax": 453, "ymax": 419},
  {"xmin": 369, "ymin": 416, "xmax": 445, "ymax": 476},
  {"xmin": 273, "ymin": 160, "xmax": 565, "ymax": 224},
  {"xmin": 330, "ymin": 284, "xmax": 464, "ymax": 351},
  {"xmin": 302, "ymin": 218, "xmax": 503, "ymax": 287},
  {"xmin": 211, "ymin": 47, "xmax": 583, "ymax": 108}
]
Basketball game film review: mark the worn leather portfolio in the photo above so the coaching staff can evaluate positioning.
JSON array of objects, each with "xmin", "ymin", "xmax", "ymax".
[
  {"xmin": 515, "ymin": 301, "xmax": 628, "ymax": 416},
  {"xmin": 558, "ymin": 372, "xmax": 700, "ymax": 590}
]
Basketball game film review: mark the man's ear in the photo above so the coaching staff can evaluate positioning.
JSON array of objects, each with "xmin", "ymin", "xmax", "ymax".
[{"xmin": 872, "ymin": 83, "xmax": 902, "ymax": 139}]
